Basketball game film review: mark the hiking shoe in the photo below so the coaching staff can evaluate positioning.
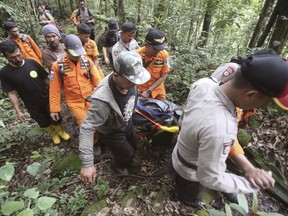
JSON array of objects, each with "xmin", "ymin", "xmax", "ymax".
[
  {"xmin": 175, "ymin": 188, "xmax": 202, "ymax": 208},
  {"xmin": 129, "ymin": 159, "xmax": 141, "ymax": 167},
  {"xmin": 222, "ymin": 192, "xmax": 238, "ymax": 203},
  {"xmin": 113, "ymin": 167, "xmax": 129, "ymax": 175},
  {"xmin": 175, "ymin": 195, "xmax": 202, "ymax": 208}
]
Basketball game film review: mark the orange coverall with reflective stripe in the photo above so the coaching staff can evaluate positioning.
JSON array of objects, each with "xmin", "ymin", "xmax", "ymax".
[
  {"xmin": 84, "ymin": 39, "xmax": 104, "ymax": 78},
  {"xmin": 49, "ymin": 53, "xmax": 103, "ymax": 126},
  {"xmin": 12, "ymin": 34, "xmax": 42, "ymax": 65},
  {"xmin": 136, "ymin": 47, "xmax": 170, "ymax": 99}
]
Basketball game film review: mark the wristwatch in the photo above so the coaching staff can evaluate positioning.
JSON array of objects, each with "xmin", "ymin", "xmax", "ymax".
[{"xmin": 146, "ymin": 89, "xmax": 152, "ymax": 95}]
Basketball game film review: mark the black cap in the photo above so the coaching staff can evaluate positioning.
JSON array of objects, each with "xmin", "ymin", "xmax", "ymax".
[
  {"xmin": 145, "ymin": 29, "xmax": 167, "ymax": 51},
  {"xmin": 121, "ymin": 22, "xmax": 136, "ymax": 32},
  {"xmin": 240, "ymin": 53, "xmax": 288, "ymax": 110},
  {"xmin": 108, "ymin": 19, "xmax": 118, "ymax": 31},
  {"xmin": 77, "ymin": 23, "xmax": 91, "ymax": 34},
  {"xmin": 3, "ymin": 21, "xmax": 17, "ymax": 31},
  {"xmin": 241, "ymin": 54, "xmax": 288, "ymax": 97}
]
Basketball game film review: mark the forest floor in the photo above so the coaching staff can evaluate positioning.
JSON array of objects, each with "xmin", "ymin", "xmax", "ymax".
[
  {"xmin": 3, "ymin": 94, "xmax": 288, "ymax": 215},
  {"xmin": 1, "ymin": 23, "xmax": 287, "ymax": 214}
]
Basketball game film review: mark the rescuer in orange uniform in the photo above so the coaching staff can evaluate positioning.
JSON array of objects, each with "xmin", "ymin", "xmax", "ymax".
[
  {"xmin": 49, "ymin": 34, "xmax": 103, "ymax": 127},
  {"xmin": 136, "ymin": 29, "xmax": 171, "ymax": 100},
  {"xmin": 77, "ymin": 23, "xmax": 104, "ymax": 77},
  {"xmin": 3, "ymin": 21, "xmax": 43, "ymax": 66}
]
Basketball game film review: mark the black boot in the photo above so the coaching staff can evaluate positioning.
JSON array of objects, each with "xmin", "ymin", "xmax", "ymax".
[
  {"xmin": 168, "ymin": 159, "xmax": 204, "ymax": 207},
  {"xmin": 222, "ymin": 192, "xmax": 238, "ymax": 204}
]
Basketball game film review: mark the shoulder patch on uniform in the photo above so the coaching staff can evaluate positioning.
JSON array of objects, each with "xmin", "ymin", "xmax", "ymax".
[
  {"xmin": 223, "ymin": 66, "xmax": 235, "ymax": 77},
  {"xmin": 223, "ymin": 141, "xmax": 233, "ymax": 155},
  {"xmin": 114, "ymin": 50, "xmax": 119, "ymax": 56}
]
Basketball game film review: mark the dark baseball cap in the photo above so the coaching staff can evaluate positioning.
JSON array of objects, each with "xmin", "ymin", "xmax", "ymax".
[
  {"xmin": 3, "ymin": 21, "xmax": 17, "ymax": 31},
  {"xmin": 108, "ymin": 19, "xmax": 118, "ymax": 31},
  {"xmin": 64, "ymin": 34, "xmax": 86, "ymax": 56},
  {"xmin": 240, "ymin": 53, "xmax": 288, "ymax": 110},
  {"xmin": 114, "ymin": 51, "xmax": 151, "ymax": 85},
  {"xmin": 121, "ymin": 22, "xmax": 136, "ymax": 32},
  {"xmin": 145, "ymin": 29, "xmax": 167, "ymax": 51}
]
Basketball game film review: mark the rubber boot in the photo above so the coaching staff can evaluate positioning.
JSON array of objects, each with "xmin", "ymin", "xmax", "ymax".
[
  {"xmin": 52, "ymin": 124, "xmax": 71, "ymax": 141},
  {"xmin": 222, "ymin": 192, "xmax": 238, "ymax": 204},
  {"xmin": 42, "ymin": 125, "xmax": 61, "ymax": 145}
]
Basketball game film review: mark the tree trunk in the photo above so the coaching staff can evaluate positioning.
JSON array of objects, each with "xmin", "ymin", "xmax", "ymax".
[
  {"xmin": 137, "ymin": 0, "xmax": 141, "ymax": 24},
  {"xmin": 248, "ymin": 0, "xmax": 275, "ymax": 48},
  {"xmin": 117, "ymin": 0, "xmax": 125, "ymax": 24},
  {"xmin": 69, "ymin": 0, "xmax": 74, "ymax": 12},
  {"xmin": 197, "ymin": 0, "xmax": 213, "ymax": 48},
  {"xmin": 154, "ymin": 0, "xmax": 165, "ymax": 28},
  {"xmin": 113, "ymin": 0, "xmax": 117, "ymax": 17},
  {"xmin": 267, "ymin": 0, "xmax": 288, "ymax": 53},
  {"xmin": 55, "ymin": 0, "xmax": 64, "ymax": 19},
  {"xmin": 187, "ymin": 16, "xmax": 194, "ymax": 44},
  {"xmin": 256, "ymin": 0, "xmax": 280, "ymax": 47},
  {"xmin": 25, "ymin": 0, "xmax": 36, "ymax": 41}
]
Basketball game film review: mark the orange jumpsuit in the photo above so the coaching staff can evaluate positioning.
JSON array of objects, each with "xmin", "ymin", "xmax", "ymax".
[
  {"xmin": 49, "ymin": 53, "xmax": 103, "ymax": 126},
  {"xmin": 11, "ymin": 34, "xmax": 42, "ymax": 65},
  {"xmin": 228, "ymin": 108, "xmax": 255, "ymax": 157},
  {"xmin": 70, "ymin": 9, "xmax": 80, "ymax": 25},
  {"xmin": 84, "ymin": 39, "xmax": 104, "ymax": 78},
  {"xmin": 136, "ymin": 47, "xmax": 170, "ymax": 100}
]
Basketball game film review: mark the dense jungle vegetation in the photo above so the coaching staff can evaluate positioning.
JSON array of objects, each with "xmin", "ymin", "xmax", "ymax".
[{"xmin": 0, "ymin": 0, "xmax": 287, "ymax": 215}]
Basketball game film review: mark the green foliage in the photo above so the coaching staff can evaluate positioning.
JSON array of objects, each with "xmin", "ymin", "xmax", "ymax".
[
  {"xmin": 0, "ymin": 163, "xmax": 57, "ymax": 215},
  {"xmin": 265, "ymin": 104, "xmax": 286, "ymax": 117},
  {"xmin": 248, "ymin": 117, "xmax": 260, "ymax": 131},
  {"xmin": 65, "ymin": 27, "xmax": 78, "ymax": 35},
  {"xmin": 237, "ymin": 129, "xmax": 252, "ymax": 146},
  {"xmin": 0, "ymin": 153, "xmax": 88, "ymax": 215},
  {"xmin": 94, "ymin": 178, "xmax": 110, "ymax": 199},
  {"xmin": 81, "ymin": 200, "xmax": 107, "ymax": 216},
  {"xmin": 0, "ymin": 96, "xmax": 47, "ymax": 158},
  {"xmin": 208, "ymin": 193, "xmax": 284, "ymax": 216},
  {"xmin": 59, "ymin": 186, "xmax": 87, "ymax": 215},
  {"xmin": 166, "ymin": 49, "xmax": 218, "ymax": 103},
  {"xmin": 51, "ymin": 153, "xmax": 82, "ymax": 177},
  {"xmin": 27, "ymin": 162, "xmax": 41, "ymax": 176},
  {"xmin": 0, "ymin": 163, "xmax": 15, "ymax": 182},
  {"xmin": 1, "ymin": 201, "xmax": 25, "ymax": 216}
]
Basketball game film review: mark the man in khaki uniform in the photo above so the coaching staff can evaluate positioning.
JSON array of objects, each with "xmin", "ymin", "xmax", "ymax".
[{"xmin": 169, "ymin": 50, "xmax": 288, "ymax": 207}]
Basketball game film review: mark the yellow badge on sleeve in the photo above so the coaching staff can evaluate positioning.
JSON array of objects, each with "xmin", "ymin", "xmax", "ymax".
[{"xmin": 30, "ymin": 70, "xmax": 38, "ymax": 78}]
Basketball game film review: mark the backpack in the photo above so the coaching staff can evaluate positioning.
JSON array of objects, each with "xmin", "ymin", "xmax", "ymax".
[
  {"xmin": 132, "ymin": 97, "xmax": 182, "ymax": 127},
  {"xmin": 57, "ymin": 55, "xmax": 91, "ymax": 85},
  {"xmin": 7, "ymin": 34, "xmax": 32, "ymax": 47}
]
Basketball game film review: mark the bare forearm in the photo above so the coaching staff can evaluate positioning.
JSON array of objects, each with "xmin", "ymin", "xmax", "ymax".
[
  {"xmin": 93, "ymin": 56, "xmax": 99, "ymax": 66},
  {"xmin": 231, "ymin": 153, "xmax": 255, "ymax": 173},
  {"xmin": 102, "ymin": 47, "xmax": 108, "ymax": 58},
  {"xmin": 231, "ymin": 153, "xmax": 275, "ymax": 189},
  {"xmin": 148, "ymin": 72, "xmax": 168, "ymax": 91},
  {"xmin": 7, "ymin": 91, "xmax": 21, "ymax": 113}
]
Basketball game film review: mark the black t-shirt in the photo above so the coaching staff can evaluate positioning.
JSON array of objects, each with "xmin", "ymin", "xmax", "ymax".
[
  {"xmin": 102, "ymin": 31, "xmax": 120, "ymax": 48},
  {"xmin": 108, "ymin": 75, "xmax": 137, "ymax": 132},
  {"xmin": 0, "ymin": 59, "xmax": 49, "ymax": 109}
]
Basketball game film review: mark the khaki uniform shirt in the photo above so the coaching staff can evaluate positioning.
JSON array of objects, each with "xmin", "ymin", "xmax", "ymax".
[
  {"xmin": 172, "ymin": 77, "xmax": 258, "ymax": 194},
  {"xmin": 111, "ymin": 39, "xmax": 139, "ymax": 64}
]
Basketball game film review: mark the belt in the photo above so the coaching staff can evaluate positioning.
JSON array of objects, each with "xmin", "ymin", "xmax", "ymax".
[{"xmin": 177, "ymin": 149, "xmax": 198, "ymax": 170}]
